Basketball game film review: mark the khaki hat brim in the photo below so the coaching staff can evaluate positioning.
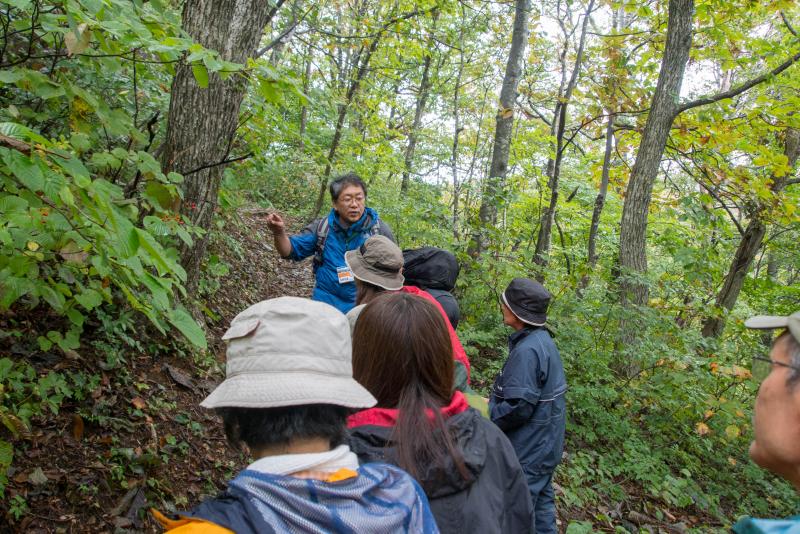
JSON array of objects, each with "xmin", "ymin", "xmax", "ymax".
[
  {"xmin": 745, "ymin": 312, "xmax": 800, "ymax": 346},
  {"xmin": 344, "ymin": 250, "xmax": 404, "ymax": 291},
  {"xmin": 200, "ymin": 372, "xmax": 377, "ymax": 409},
  {"xmin": 744, "ymin": 315, "xmax": 789, "ymax": 329}
]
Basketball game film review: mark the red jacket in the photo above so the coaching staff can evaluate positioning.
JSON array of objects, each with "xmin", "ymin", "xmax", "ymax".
[{"xmin": 400, "ymin": 285, "xmax": 470, "ymax": 379}]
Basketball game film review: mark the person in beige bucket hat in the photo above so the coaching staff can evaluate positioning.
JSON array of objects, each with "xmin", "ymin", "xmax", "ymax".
[
  {"xmin": 152, "ymin": 297, "xmax": 439, "ymax": 534},
  {"xmin": 200, "ymin": 296, "xmax": 376, "ymax": 409},
  {"xmin": 732, "ymin": 311, "xmax": 800, "ymax": 533}
]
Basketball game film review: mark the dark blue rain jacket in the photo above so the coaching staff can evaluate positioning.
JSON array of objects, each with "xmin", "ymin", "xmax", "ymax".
[
  {"xmin": 489, "ymin": 327, "xmax": 567, "ymax": 475},
  {"xmin": 287, "ymin": 207, "xmax": 394, "ymax": 313}
]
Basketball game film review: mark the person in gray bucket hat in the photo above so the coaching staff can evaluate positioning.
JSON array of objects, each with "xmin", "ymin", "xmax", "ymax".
[
  {"xmin": 343, "ymin": 235, "xmax": 472, "ymax": 388},
  {"xmin": 152, "ymin": 297, "xmax": 439, "ymax": 534},
  {"xmin": 732, "ymin": 311, "xmax": 800, "ymax": 533}
]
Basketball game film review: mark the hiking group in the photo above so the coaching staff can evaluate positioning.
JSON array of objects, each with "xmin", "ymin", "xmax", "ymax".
[{"xmin": 155, "ymin": 173, "xmax": 800, "ymax": 533}]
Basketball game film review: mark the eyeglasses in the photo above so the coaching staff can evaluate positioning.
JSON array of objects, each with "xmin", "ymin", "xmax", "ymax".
[
  {"xmin": 338, "ymin": 195, "xmax": 365, "ymax": 205},
  {"xmin": 751, "ymin": 356, "xmax": 800, "ymax": 382}
]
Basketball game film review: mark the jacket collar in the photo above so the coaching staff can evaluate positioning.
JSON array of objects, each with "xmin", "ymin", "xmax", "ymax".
[
  {"xmin": 508, "ymin": 326, "xmax": 541, "ymax": 349},
  {"xmin": 244, "ymin": 444, "xmax": 360, "ymax": 477},
  {"xmin": 330, "ymin": 207, "xmax": 377, "ymax": 234},
  {"xmin": 347, "ymin": 390, "xmax": 469, "ymax": 428}
]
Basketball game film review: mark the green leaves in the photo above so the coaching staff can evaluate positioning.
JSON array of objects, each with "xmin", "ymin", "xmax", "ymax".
[
  {"xmin": 167, "ymin": 307, "xmax": 207, "ymax": 349},
  {"xmin": 3, "ymin": 149, "xmax": 44, "ymax": 191},
  {"xmin": 192, "ymin": 64, "xmax": 209, "ymax": 89}
]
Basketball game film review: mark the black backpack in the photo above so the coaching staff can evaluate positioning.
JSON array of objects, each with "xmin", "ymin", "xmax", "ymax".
[{"xmin": 402, "ymin": 247, "xmax": 460, "ymax": 291}]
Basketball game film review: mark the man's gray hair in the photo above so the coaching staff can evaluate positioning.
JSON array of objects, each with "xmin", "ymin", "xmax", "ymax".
[{"xmin": 787, "ymin": 332, "xmax": 800, "ymax": 387}]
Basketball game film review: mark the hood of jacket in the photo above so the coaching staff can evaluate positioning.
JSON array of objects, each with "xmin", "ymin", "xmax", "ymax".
[
  {"xmin": 329, "ymin": 206, "xmax": 379, "ymax": 235},
  {"xmin": 187, "ymin": 462, "xmax": 437, "ymax": 534},
  {"xmin": 349, "ymin": 407, "xmax": 489, "ymax": 499}
]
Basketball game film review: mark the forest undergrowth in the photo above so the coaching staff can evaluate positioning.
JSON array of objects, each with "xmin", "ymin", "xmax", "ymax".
[{"xmin": 0, "ymin": 202, "xmax": 797, "ymax": 533}]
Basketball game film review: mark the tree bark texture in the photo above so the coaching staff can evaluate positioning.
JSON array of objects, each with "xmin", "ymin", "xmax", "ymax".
[
  {"xmin": 470, "ymin": 0, "xmax": 531, "ymax": 257},
  {"xmin": 534, "ymin": 0, "xmax": 594, "ymax": 271},
  {"xmin": 617, "ymin": 0, "xmax": 693, "ymax": 307},
  {"xmin": 701, "ymin": 128, "xmax": 800, "ymax": 337},
  {"xmin": 162, "ymin": 0, "xmax": 279, "ymax": 292}
]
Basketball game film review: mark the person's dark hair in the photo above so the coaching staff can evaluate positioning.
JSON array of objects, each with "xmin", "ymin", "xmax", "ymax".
[
  {"xmin": 329, "ymin": 173, "xmax": 367, "ymax": 202},
  {"xmin": 778, "ymin": 331, "xmax": 800, "ymax": 387},
  {"xmin": 355, "ymin": 278, "xmax": 387, "ymax": 305},
  {"xmin": 217, "ymin": 404, "xmax": 350, "ymax": 451},
  {"xmin": 352, "ymin": 292, "xmax": 467, "ymax": 481}
]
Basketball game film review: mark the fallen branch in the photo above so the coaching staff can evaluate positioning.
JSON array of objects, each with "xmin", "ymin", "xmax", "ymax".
[{"xmin": 0, "ymin": 133, "xmax": 32, "ymax": 154}]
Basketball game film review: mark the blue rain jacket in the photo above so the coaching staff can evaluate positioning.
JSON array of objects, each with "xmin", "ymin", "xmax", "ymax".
[
  {"xmin": 185, "ymin": 463, "xmax": 439, "ymax": 534},
  {"xmin": 489, "ymin": 327, "xmax": 567, "ymax": 475},
  {"xmin": 287, "ymin": 207, "xmax": 393, "ymax": 313},
  {"xmin": 733, "ymin": 516, "xmax": 800, "ymax": 534}
]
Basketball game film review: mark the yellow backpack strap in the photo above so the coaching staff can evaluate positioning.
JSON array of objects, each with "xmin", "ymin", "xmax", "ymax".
[
  {"xmin": 324, "ymin": 468, "xmax": 358, "ymax": 483},
  {"xmin": 150, "ymin": 508, "xmax": 234, "ymax": 534}
]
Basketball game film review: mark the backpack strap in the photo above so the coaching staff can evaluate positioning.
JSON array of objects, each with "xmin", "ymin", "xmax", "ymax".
[
  {"xmin": 312, "ymin": 217, "xmax": 329, "ymax": 272},
  {"xmin": 313, "ymin": 215, "xmax": 379, "ymax": 271},
  {"xmin": 369, "ymin": 218, "xmax": 381, "ymax": 236}
]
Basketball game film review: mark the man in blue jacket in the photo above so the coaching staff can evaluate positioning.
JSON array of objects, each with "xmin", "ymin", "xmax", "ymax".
[
  {"xmin": 266, "ymin": 173, "xmax": 395, "ymax": 313},
  {"xmin": 489, "ymin": 278, "xmax": 567, "ymax": 534}
]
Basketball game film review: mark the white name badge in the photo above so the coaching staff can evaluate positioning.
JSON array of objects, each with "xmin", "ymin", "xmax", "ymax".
[{"xmin": 337, "ymin": 266, "xmax": 354, "ymax": 284}]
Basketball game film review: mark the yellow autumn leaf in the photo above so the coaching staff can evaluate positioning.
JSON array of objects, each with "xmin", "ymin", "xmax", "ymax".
[
  {"xmin": 704, "ymin": 410, "xmax": 715, "ymax": 420},
  {"xmin": 728, "ymin": 457, "xmax": 737, "ymax": 466},
  {"xmin": 725, "ymin": 425, "xmax": 741, "ymax": 439},
  {"xmin": 26, "ymin": 241, "xmax": 40, "ymax": 251},
  {"xmin": 696, "ymin": 422, "xmax": 710, "ymax": 436}
]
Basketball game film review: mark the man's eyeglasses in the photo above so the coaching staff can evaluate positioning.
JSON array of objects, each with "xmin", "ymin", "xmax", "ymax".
[{"xmin": 751, "ymin": 356, "xmax": 800, "ymax": 382}]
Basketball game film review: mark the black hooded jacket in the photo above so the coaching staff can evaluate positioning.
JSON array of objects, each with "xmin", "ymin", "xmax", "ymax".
[{"xmin": 348, "ymin": 408, "xmax": 534, "ymax": 534}]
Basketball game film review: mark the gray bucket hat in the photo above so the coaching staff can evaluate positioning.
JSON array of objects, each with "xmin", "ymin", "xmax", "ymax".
[
  {"xmin": 745, "ymin": 311, "xmax": 800, "ymax": 344},
  {"xmin": 344, "ymin": 235, "xmax": 404, "ymax": 290},
  {"xmin": 201, "ymin": 297, "xmax": 377, "ymax": 409},
  {"xmin": 502, "ymin": 278, "xmax": 551, "ymax": 326}
]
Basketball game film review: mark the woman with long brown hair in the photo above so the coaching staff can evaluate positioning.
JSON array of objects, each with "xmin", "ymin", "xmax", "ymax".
[{"xmin": 348, "ymin": 292, "xmax": 534, "ymax": 534}]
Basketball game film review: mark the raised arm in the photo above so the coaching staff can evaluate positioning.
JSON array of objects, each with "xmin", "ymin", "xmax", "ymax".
[{"xmin": 266, "ymin": 213, "xmax": 293, "ymax": 258}]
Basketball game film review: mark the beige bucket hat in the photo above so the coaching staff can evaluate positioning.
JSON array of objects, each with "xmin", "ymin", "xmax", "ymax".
[
  {"xmin": 344, "ymin": 235, "xmax": 404, "ymax": 290},
  {"xmin": 201, "ymin": 297, "xmax": 377, "ymax": 409}
]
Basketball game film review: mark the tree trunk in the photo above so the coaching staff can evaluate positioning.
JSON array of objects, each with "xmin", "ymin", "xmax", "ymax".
[
  {"xmin": 533, "ymin": 0, "xmax": 594, "ymax": 271},
  {"xmin": 401, "ymin": 50, "xmax": 434, "ymax": 193},
  {"xmin": 451, "ymin": 17, "xmax": 466, "ymax": 240},
  {"xmin": 617, "ymin": 0, "xmax": 693, "ymax": 307},
  {"xmin": 162, "ymin": 0, "xmax": 281, "ymax": 292},
  {"xmin": 470, "ymin": 0, "xmax": 531, "ymax": 257},
  {"xmin": 587, "ymin": 113, "xmax": 615, "ymax": 267},
  {"xmin": 298, "ymin": 44, "xmax": 312, "ymax": 151},
  {"xmin": 701, "ymin": 128, "xmax": 800, "ymax": 337}
]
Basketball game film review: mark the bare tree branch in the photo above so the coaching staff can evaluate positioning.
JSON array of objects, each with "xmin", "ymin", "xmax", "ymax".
[
  {"xmin": 254, "ymin": 6, "xmax": 314, "ymax": 59},
  {"xmin": 781, "ymin": 11, "xmax": 798, "ymax": 37},
  {"xmin": 183, "ymin": 152, "xmax": 253, "ymax": 177},
  {"xmin": 676, "ymin": 48, "xmax": 800, "ymax": 115}
]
